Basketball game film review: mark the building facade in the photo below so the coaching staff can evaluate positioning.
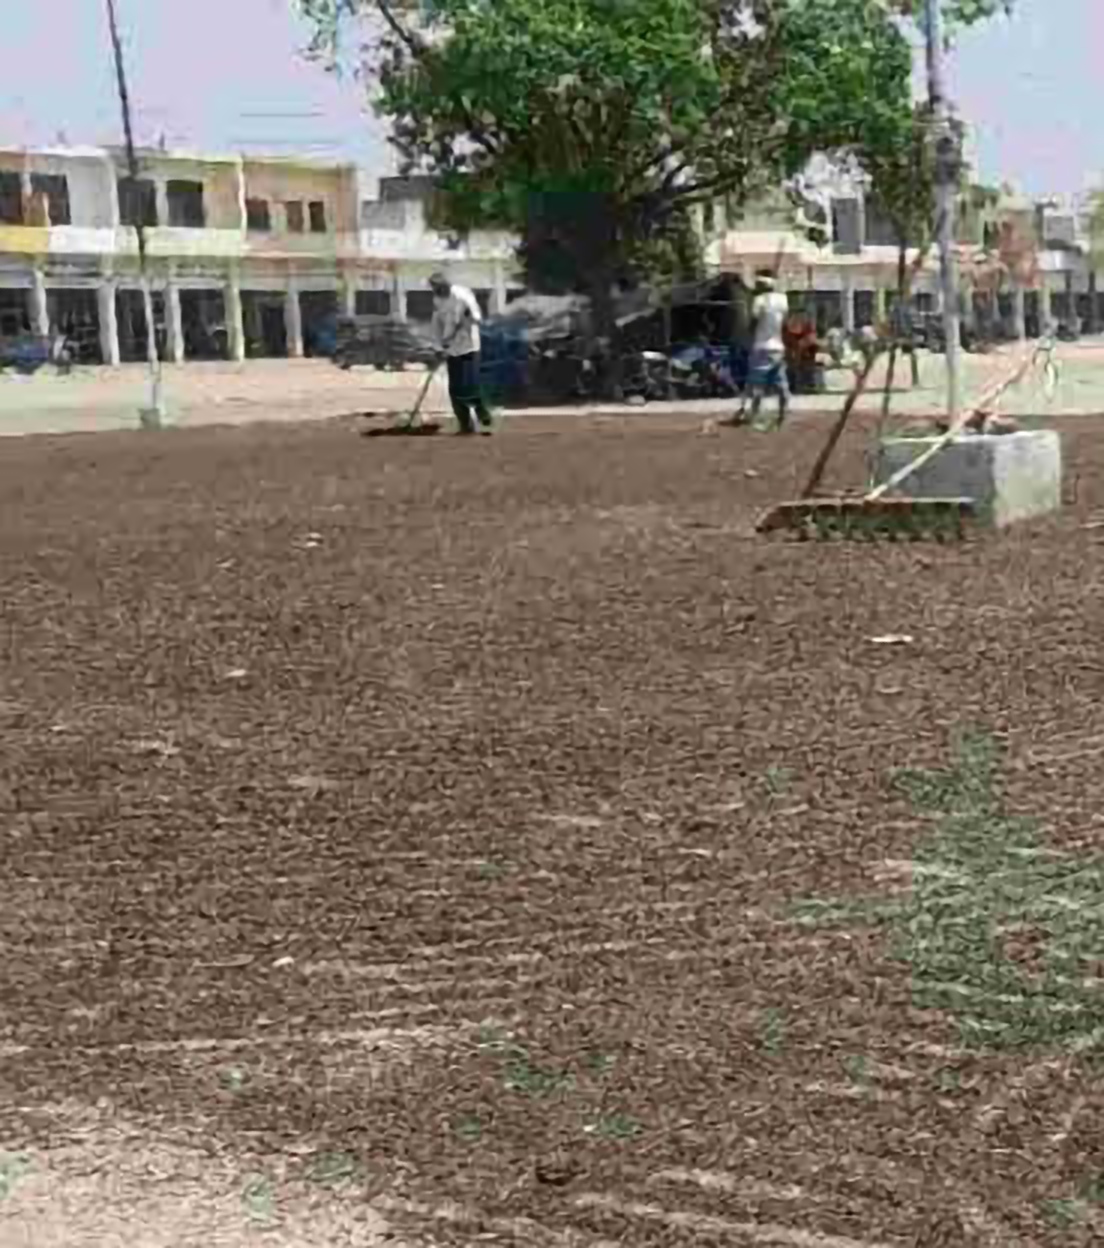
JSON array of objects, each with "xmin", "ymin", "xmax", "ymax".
[
  {"xmin": 2, "ymin": 141, "xmax": 1101, "ymax": 364},
  {"xmin": 0, "ymin": 145, "xmax": 523, "ymax": 365},
  {"xmin": 708, "ymin": 168, "xmax": 1104, "ymax": 340}
]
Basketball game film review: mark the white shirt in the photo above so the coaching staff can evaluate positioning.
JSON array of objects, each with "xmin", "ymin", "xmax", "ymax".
[
  {"xmin": 432, "ymin": 285, "xmax": 482, "ymax": 356},
  {"xmin": 751, "ymin": 291, "xmax": 789, "ymax": 354}
]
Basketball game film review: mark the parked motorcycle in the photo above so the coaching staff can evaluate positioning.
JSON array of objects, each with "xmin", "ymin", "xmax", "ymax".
[
  {"xmin": 668, "ymin": 344, "xmax": 741, "ymax": 399},
  {"xmin": 620, "ymin": 350, "xmax": 672, "ymax": 401}
]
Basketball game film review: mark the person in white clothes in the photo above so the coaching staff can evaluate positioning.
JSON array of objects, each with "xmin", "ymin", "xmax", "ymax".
[
  {"xmin": 734, "ymin": 271, "xmax": 791, "ymax": 429},
  {"xmin": 429, "ymin": 272, "xmax": 494, "ymax": 435}
]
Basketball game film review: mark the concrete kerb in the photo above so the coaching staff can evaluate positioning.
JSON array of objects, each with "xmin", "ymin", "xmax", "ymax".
[{"xmin": 871, "ymin": 428, "xmax": 1063, "ymax": 528}]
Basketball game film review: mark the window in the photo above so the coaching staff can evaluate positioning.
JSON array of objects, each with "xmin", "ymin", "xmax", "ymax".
[
  {"xmin": 285, "ymin": 201, "xmax": 305, "ymax": 233},
  {"xmin": 118, "ymin": 178, "xmax": 158, "ymax": 228},
  {"xmin": 167, "ymin": 180, "xmax": 205, "ymax": 228},
  {"xmin": 405, "ymin": 291, "xmax": 435, "ymax": 322},
  {"xmin": 355, "ymin": 290, "xmax": 391, "ymax": 317},
  {"xmin": 308, "ymin": 200, "xmax": 327, "ymax": 233},
  {"xmin": 831, "ymin": 198, "xmax": 861, "ymax": 255},
  {"xmin": 30, "ymin": 174, "xmax": 70, "ymax": 226},
  {"xmin": 246, "ymin": 198, "xmax": 271, "ymax": 232},
  {"xmin": 505, "ymin": 288, "xmax": 526, "ymax": 305},
  {"xmin": 0, "ymin": 172, "xmax": 24, "ymax": 225}
]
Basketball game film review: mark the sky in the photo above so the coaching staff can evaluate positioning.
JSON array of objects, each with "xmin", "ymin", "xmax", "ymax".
[{"xmin": 1, "ymin": 0, "xmax": 1100, "ymax": 199}]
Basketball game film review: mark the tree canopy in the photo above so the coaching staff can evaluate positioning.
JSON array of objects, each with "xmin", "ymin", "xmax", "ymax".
[{"xmin": 298, "ymin": 0, "xmax": 1013, "ymax": 302}]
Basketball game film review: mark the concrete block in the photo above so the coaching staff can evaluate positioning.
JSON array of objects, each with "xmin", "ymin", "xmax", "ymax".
[{"xmin": 871, "ymin": 429, "xmax": 1062, "ymax": 528}]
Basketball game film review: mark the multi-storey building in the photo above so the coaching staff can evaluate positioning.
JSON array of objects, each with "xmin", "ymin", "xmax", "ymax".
[
  {"xmin": 2, "ymin": 141, "xmax": 1100, "ymax": 364},
  {"xmin": 0, "ymin": 145, "xmax": 522, "ymax": 364},
  {"xmin": 708, "ymin": 163, "xmax": 1104, "ymax": 340}
]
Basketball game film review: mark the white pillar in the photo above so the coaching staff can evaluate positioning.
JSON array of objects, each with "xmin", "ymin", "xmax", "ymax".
[
  {"xmin": 342, "ymin": 271, "xmax": 357, "ymax": 318},
  {"xmin": 1011, "ymin": 285, "xmax": 1026, "ymax": 341},
  {"xmin": 154, "ymin": 179, "xmax": 170, "ymax": 229},
  {"xmin": 98, "ymin": 281, "xmax": 120, "ymax": 366},
  {"xmin": 874, "ymin": 286, "xmax": 888, "ymax": 326},
  {"xmin": 285, "ymin": 283, "xmax": 304, "ymax": 358},
  {"xmin": 104, "ymin": 155, "xmax": 121, "ymax": 229},
  {"xmin": 491, "ymin": 260, "xmax": 507, "ymax": 315},
  {"xmin": 165, "ymin": 280, "xmax": 185, "ymax": 363},
  {"xmin": 393, "ymin": 272, "xmax": 407, "ymax": 322},
  {"xmin": 140, "ymin": 279, "xmax": 160, "ymax": 371},
  {"xmin": 841, "ymin": 274, "xmax": 856, "ymax": 333},
  {"xmin": 226, "ymin": 278, "xmax": 245, "ymax": 362},
  {"xmin": 233, "ymin": 158, "xmax": 247, "ymax": 231},
  {"xmin": 31, "ymin": 268, "xmax": 50, "ymax": 336}
]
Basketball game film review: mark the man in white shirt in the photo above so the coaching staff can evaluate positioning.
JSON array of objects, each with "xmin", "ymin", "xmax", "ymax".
[
  {"xmin": 429, "ymin": 272, "xmax": 493, "ymax": 435},
  {"xmin": 734, "ymin": 272, "xmax": 791, "ymax": 429}
]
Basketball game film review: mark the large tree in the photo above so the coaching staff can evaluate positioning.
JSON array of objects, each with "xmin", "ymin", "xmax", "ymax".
[
  {"xmin": 301, "ymin": 1, "xmax": 912, "ymax": 298},
  {"xmin": 299, "ymin": 0, "xmax": 1012, "ymax": 348}
]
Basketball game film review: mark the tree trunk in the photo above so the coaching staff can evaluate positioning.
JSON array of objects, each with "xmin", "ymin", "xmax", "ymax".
[{"xmin": 587, "ymin": 274, "xmax": 621, "ymax": 401}]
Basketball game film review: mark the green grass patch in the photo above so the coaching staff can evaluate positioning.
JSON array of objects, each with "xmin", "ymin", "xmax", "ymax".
[
  {"xmin": 760, "ymin": 1008, "xmax": 787, "ymax": 1056},
  {"xmin": 503, "ymin": 1047, "xmax": 574, "ymax": 1097},
  {"xmin": 477, "ymin": 1029, "xmax": 575, "ymax": 1096},
  {"xmin": 588, "ymin": 1113, "xmax": 643, "ymax": 1141},
  {"xmin": 0, "ymin": 1153, "xmax": 30, "ymax": 1201},
  {"xmin": 219, "ymin": 1066, "xmax": 247, "ymax": 1093},
  {"xmin": 792, "ymin": 729, "xmax": 1104, "ymax": 1053},
  {"xmin": 455, "ymin": 1114, "xmax": 485, "ymax": 1143},
  {"xmin": 1041, "ymin": 1197, "xmax": 1087, "ymax": 1230},
  {"xmin": 242, "ymin": 1174, "xmax": 276, "ymax": 1221},
  {"xmin": 763, "ymin": 765, "xmax": 793, "ymax": 797},
  {"xmin": 307, "ymin": 1151, "xmax": 359, "ymax": 1186},
  {"xmin": 841, "ymin": 1054, "xmax": 871, "ymax": 1085}
]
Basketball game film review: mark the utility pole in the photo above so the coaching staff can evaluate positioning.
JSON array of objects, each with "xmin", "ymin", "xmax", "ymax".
[
  {"xmin": 105, "ymin": 0, "xmax": 165, "ymax": 428},
  {"xmin": 925, "ymin": 0, "xmax": 961, "ymax": 427}
]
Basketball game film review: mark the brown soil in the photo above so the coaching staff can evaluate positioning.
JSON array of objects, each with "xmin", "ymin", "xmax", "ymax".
[{"xmin": 2, "ymin": 410, "xmax": 1104, "ymax": 1246}]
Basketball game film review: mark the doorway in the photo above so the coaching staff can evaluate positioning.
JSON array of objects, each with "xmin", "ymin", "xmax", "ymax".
[
  {"xmin": 299, "ymin": 290, "xmax": 338, "ymax": 358},
  {"xmin": 180, "ymin": 289, "xmax": 228, "ymax": 360},
  {"xmin": 241, "ymin": 291, "xmax": 288, "ymax": 358},
  {"xmin": 116, "ymin": 289, "xmax": 167, "ymax": 363},
  {"xmin": 47, "ymin": 289, "xmax": 102, "ymax": 363}
]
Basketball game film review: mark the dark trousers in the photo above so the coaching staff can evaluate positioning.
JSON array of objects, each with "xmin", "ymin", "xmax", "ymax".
[{"xmin": 447, "ymin": 352, "xmax": 492, "ymax": 432}]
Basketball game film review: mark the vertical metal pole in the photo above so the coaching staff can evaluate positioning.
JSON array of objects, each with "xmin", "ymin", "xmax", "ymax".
[
  {"xmin": 925, "ymin": 0, "xmax": 960, "ymax": 426},
  {"xmin": 105, "ymin": 0, "xmax": 164, "ymax": 427}
]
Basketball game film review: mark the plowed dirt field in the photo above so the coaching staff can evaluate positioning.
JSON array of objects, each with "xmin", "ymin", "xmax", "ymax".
[{"xmin": 3, "ymin": 411, "xmax": 1104, "ymax": 1246}]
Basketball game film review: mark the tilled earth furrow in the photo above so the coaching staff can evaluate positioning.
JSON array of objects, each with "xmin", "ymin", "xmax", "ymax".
[{"xmin": 3, "ymin": 415, "xmax": 1104, "ymax": 1245}]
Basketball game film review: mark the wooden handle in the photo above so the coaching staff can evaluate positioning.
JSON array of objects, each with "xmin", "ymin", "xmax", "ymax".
[{"xmin": 800, "ymin": 351, "xmax": 878, "ymax": 499}]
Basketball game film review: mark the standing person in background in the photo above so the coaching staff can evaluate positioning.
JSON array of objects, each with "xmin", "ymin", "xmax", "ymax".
[
  {"xmin": 429, "ymin": 272, "xmax": 494, "ymax": 435},
  {"xmin": 889, "ymin": 297, "xmax": 921, "ymax": 388},
  {"xmin": 732, "ymin": 271, "xmax": 790, "ymax": 429}
]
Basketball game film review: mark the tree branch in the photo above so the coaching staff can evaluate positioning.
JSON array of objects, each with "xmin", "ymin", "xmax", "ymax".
[
  {"xmin": 375, "ymin": 0, "xmax": 503, "ymax": 159},
  {"xmin": 374, "ymin": 0, "xmax": 424, "ymax": 55}
]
